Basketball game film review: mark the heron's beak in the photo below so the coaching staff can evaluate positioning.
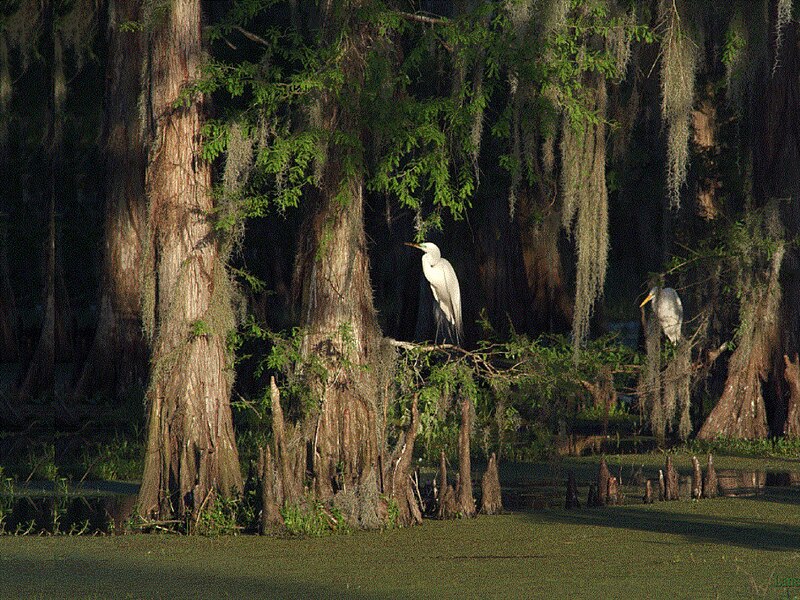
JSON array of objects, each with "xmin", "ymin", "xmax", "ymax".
[
  {"xmin": 404, "ymin": 242, "xmax": 423, "ymax": 250},
  {"xmin": 639, "ymin": 292, "xmax": 655, "ymax": 308}
]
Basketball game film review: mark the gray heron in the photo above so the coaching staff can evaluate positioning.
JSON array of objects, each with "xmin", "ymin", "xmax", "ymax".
[
  {"xmin": 405, "ymin": 242, "xmax": 463, "ymax": 345},
  {"xmin": 640, "ymin": 286, "xmax": 683, "ymax": 344}
]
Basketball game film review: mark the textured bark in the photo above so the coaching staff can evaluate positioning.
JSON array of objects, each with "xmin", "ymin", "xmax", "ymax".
[
  {"xmin": 269, "ymin": 377, "xmax": 302, "ymax": 506},
  {"xmin": 436, "ymin": 450, "xmax": 457, "ymax": 519},
  {"xmin": 455, "ymin": 395, "xmax": 476, "ymax": 517},
  {"xmin": 480, "ymin": 453, "xmax": 502, "ymax": 515},
  {"xmin": 698, "ymin": 238, "xmax": 784, "ymax": 440},
  {"xmin": 18, "ymin": 203, "xmax": 55, "ymax": 402},
  {"xmin": 587, "ymin": 482, "xmax": 599, "ymax": 507},
  {"xmin": 702, "ymin": 454, "xmax": 718, "ymax": 499},
  {"xmin": 385, "ymin": 396, "xmax": 423, "ymax": 526},
  {"xmin": 596, "ymin": 458, "xmax": 610, "ymax": 506},
  {"xmin": 691, "ymin": 93, "xmax": 721, "ymax": 220},
  {"xmin": 664, "ymin": 456, "xmax": 679, "ymax": 501},
  {"xmin": 0, "ymin": 38, "xmax": 19, "ymax": 362},
  {"xmin": 691, "ymin": 456, "xmax": 702, "ymax": 499},
  {"xmin": 18, "ymin": 3, "xmax": 58, "ymax": 401},
  {"xmin": 138, "ymin": 0, "xmax": 242, "ymax": 521},
  {"xmin": 287, "ymin": 6, "xmax": 393, "ymax": 529},
  {"xmin": 294, "ymin": 166, "xmax": 385, "ymax": 525},
  {"xmin": 72, "ymin": 0, "xmax": 148, "ymax": 399},
  {"xmin": 259, "ymin": 446, "xmax": 283, "ymax": 533},
  {"xmin": 606, "ymin": 476, "xmax": 619, "ymax": 506},
  {"xmin": 783, "ymin": 354, "xmax": 800, "ymax": 436},
  {"xmin": 516, "ymin": 193, "xmax": 573, "ymax": 334},
  {"xmin": 474, "ymin": 191, "xmax": 538, "ymax": 336},
  {"xmin": 643, "ymin": 479, "xmax": 653, "ymax": 504}
]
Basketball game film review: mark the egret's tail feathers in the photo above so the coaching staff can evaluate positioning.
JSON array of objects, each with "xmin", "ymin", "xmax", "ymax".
[{"xmin": 433, "ymin": 304, "xmax": 462, "ymax": 346}]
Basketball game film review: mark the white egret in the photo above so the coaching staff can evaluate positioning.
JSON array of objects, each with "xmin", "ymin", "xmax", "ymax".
[
  {"xmin": 405, "ymin": 242, "xmax": 463, "ymax": 345},
  {"xmin": 640, "ymin": 286, "xmax": 683, "ymax": 344}
]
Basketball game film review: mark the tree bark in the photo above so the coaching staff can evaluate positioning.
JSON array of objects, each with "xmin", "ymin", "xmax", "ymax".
[
  {"xmin": 72, "ymin": 0, "xmax": 148, "ymax": 400},
  {"xmin": 436, "ymin": 449, "xmax": 457, "ymax": 519},
  {"xmin": 783, "ymin": 354, "xmax": 800, "ymax": 436},
  {"xmin": 664, "ymin": 456, "xmax": 679, "ymax": 501},
  {"xmin": 137, "ymin": 0, "xmax": 242, "ymax": 522},
  {"xmin": 702, "ymin": 453, "xmax": 718, "ymax": 499},
  {"xmin": 698, "ymin": 224, "xmax": 784, "ymax": 440},
  {"xmin": 691, "ymin": 455, "xmax": 702, "ymax": 499},
  {"xmin": 287, "ymin": 5, "xmax": 396, "ymax": 529},
  {"xmin": 565, "ymin": 469, "xmax": 579, "ymax": 509},
  {"xmin": 596, "ymin": 457, "xmax": 610, "ymax": 506},
  {"xmin": 455, "ymin": 395, "xmax": 476, "ymax": 517},
  {"xmin": 480, "ymin": 452, "xmax": 502, "ymax": 514},
  {"xmin": 385, "ymin": 396, "xmax": 423, "ymax": 526}
]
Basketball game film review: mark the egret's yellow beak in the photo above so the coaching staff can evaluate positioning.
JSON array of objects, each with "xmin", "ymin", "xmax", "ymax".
[
  {"xmin": 404, "ymin": 242, "xmax": 423, "ymax": 250},
  {"xmin": 639, "ymin": 292, "xmax": 655, "ymax": 308}
]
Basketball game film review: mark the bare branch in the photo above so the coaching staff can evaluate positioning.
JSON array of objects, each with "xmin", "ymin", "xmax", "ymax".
[
  {"xmin": 396, "ymin": 11, "xmax": 448, "ymax": 26},
  {"xmin": 235, "ymin": 25, "xmax": 270, "ymax": 47}
]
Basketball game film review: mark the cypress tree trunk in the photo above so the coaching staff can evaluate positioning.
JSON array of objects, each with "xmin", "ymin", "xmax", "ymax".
[
  {"xmin": 138, "ymin": 0, "xmax": 242, "ymax": 522},
  {"xmin": 0, "ymin": 36, "xmax": 20, "ymax": 364},
  {"xmin": 283, "ymin": 3, "xmax": 399, "ymax": 529},
  {"xmin": 72, "ymin": 0, "xmax": 147, "ymax": 400},
  {"xmin": 18, "ymin": 1, "xmax": 57, "ymax": 401},
  {"xmin": 294, "ymin": 144, "xmax": 386, "ymax": 525},
  {"xmin": 0, "ymin": 213, "xmax": 20, "ymax": 362}
]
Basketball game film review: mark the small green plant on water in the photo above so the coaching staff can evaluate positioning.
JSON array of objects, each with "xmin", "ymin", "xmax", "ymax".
[{"xmin": 50, "ymin": 477, "xmax": 70, "ymax": 534}]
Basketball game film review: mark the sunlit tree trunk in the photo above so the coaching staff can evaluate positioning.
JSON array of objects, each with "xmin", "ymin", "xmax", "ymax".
[
  {"xmin": 289, "ymin": 2, "xmax": 394, "ymax": 527},
  {"xmin": 72, "ymin": 0, "xmax": 148, "ymax": 400},
  {"xmin": 293, "ymin": 124, "xmax": 387, "ymax": 526},
  {"xmin": 138, "ymin": 0, "xmax": 242, "ymax": 522}
]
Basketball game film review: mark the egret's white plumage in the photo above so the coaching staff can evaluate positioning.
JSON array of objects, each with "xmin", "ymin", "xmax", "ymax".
[
  {"xmin": 640, "ymin": 286, "xmax": 683, "ymax": 344},
  {"xmin": 406, "ymin": 242, "xmax": 463, "ymax": 345}
]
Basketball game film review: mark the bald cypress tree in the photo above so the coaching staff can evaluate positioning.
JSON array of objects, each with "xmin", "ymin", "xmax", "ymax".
[{"xmin": 137, "ymin": 0, "xmax": 242, "ymax": 522}]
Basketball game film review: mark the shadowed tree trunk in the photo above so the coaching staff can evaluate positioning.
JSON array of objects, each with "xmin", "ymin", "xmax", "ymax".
[
  {"xmin": 0, "ymin": 213, "xmax": 20, "ymax": 362},
  {"xmin": 72, "ymin": 0, "xmax": 148, "ymax": 400},
  {"xmin": 137, "ymin": 0, "xmax": 242, "ymax": 522},
  {"xmin": 18, "ymin": 1, "xmax": 57, "ymax": 402},
  {"xmin": 697, "ymin": 226, "xmax": 784, "ymax": 439},
  {"xmin": 782, "ymin": 354, "xmax": 800, "ymax": 436},
  {"xmin": 516, "ymin": 188, "xmax": 573, "ymax": 334},
  {"xmin": 0, "ymin": 33, "xmax": 20, "ymax": 364}
]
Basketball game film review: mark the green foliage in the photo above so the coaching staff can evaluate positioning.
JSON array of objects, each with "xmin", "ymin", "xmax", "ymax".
[
  {"xmin": 190, "ymin": 319, "xmax": 212, "ymax": 338},
  {"xmin": 199, "ymin": 1, "xmax": 504, "ymax": 237},
  {"xmin": 193, "ymin": 495, "xmax": 246, "ymax": 536},
  {"xmin": 0, "ymin": 473, "xmax": 13, "ymax": 534},
  {"xmin": 281, "ymin": 500, "xmax": 350, "ymax": 537},
  {"xmin": 83, "ymin": 438, "xmax": 143, "ymax": 482},
  {"xmin": 392, "ymin": 333, "xmax": 641, "ymax": 461},
  {"xmin": 721, "ymin": 23, "xmax": 746, "ymax": 68},
  {"xmin": 25, "ymin": 443, "xmax": 58, "ymax": 481},
  {"xmin": 685, "ymin": 436, "xmax": 800, "ymax": 459}
]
